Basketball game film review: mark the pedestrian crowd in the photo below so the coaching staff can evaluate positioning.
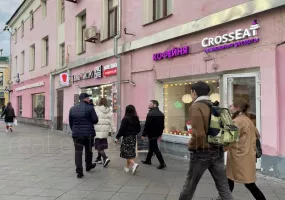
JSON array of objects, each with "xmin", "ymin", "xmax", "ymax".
[{"xmin": 0, "ymin": 81, "xmax": 265, "ymax": 200}]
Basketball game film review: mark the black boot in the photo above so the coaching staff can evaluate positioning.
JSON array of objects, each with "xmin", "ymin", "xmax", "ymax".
[
  {"xmin": 157, "ymin": 163, "xmax": 167, "ymax": 170},
  {"xmin": 86, "ymin": 163, "xmax": 96, "ymax": 172},
  {"xmin": 141, "ymin": 160, "xmax": 152, "ymax": 165}
]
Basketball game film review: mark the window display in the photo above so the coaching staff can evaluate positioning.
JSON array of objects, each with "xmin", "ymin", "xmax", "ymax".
[
  {"xmin": 163, "ymin": 80, "xmax": 220, "ymax": 136},
  {"xmin": 81, "ymin": 84, "xmax": 116, "ymax": 112},
  {"xmin": 32, "ymin": 93, "xmax": 45, "ymax": 119}
]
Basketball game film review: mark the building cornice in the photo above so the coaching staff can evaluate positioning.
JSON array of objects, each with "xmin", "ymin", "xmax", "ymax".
[
  {"xmin": 52, "ymin": 0, "xmax": 285, "ymax": 76},
  {"xmin": 6, "ymin": 0, "xmax": 33, "ymax": 27}
]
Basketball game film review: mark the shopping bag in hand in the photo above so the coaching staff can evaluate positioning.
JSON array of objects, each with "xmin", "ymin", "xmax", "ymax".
[{"xmin": 13, "ymin": 119, "xmax": 18, "ymax": 127}]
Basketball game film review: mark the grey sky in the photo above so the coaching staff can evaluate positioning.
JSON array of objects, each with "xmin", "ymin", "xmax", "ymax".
[{"xmin": 0, "ymin": 0, "xmax": 23, "ymax": 57}]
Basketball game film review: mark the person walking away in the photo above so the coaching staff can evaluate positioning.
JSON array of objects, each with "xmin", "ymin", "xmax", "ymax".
[
  {"xmin": 89, "ymin": 99, "xmax": 95, "ymax": 106},
  {"xmin": 94, "ymin": 97, "xmax": 116, "ymax": 167},
  {"xmin": 1, "ymin": 102, "xmax": 16, "ymax": 132},
  {"xmin": 214, "ymin": 98, "xmax": 266, "ymax": 200},
  {"xmin": 69, "ymin": 93, "xmax": 99, "ymax": 178},
  {"xmin": 141, "ymin": 100, "xmax": 166, "ymax": 169},
  {"xmin": 179, "ymin": 81, "xmax": 233, "ymax": 200},
  {"xmin": 115, "ymin": 105, "xmax": 141, "ymax": 175}
]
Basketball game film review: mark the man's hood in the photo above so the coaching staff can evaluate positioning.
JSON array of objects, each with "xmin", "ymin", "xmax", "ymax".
[
  {"xmin": 194, "ymin": 96, "xmax": 213, "ymax": 106},
  {"xmin": 96, "ymin": 105, "xmax": 111, "ymax": 114}
]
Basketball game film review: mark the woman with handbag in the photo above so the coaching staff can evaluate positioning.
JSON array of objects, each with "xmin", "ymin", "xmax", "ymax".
[
  {"xmin": 214, "ymin": 98, "xmax": 266, "ymax": 200},
  {"xmin": 1, "ymin": 102, "xmax": 16, "ymax": 132}
]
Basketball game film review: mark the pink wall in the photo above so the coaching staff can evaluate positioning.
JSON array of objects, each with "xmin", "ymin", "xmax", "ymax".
[
  {"xmin": 11, "ymin": 75, "xmax": 50, "ymax": 120},
  {"xmin": 58, "ymin": 2, "xmax": 285, "ymax": 157},
  {"xmin": 11, "ymin": 0, "xmax": 57, "ymax": 81},
  {"xmin": 276, "ymin": 44, "xmax": 285, "ymax": 156}
]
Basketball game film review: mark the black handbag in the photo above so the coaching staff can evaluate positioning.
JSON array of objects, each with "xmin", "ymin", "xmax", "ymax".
[{"xmin": 256, "ymin": 138, "xmax": 262, "ymax": 158}]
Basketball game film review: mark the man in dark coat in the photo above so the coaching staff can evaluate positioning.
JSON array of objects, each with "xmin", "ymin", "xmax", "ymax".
[
  {"xmin": 141, "ymin": 100, "xmax": 166, "ymax": 169},
  {"xmin": 69, "ymin": 93, "xmax": 99, "ymax": 178}
]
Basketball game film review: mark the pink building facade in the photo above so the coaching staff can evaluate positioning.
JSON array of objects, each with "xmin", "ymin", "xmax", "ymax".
[{"xmin": 7, "ymin": 0, "xmax": 285, "ymax": 178}]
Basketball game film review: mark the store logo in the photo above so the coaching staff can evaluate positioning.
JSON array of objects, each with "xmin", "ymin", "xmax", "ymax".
[
  {"xmin": 72, "ymin": 65, "xmax": 103, "ymax": 83},
  {"xmin": 103, "ymin": 63, "xmax": 117, "ymax": 77},
  {"xmin": 202, "ymin": 20, "xmax": 260, "ymax": 53},
  {"xmin": 153, "ymin": 46, "xmax": 190, "ymax": 61},
  {"xmin": 60, "ymin": 73, "xmax": 69, "ymax": 86}
]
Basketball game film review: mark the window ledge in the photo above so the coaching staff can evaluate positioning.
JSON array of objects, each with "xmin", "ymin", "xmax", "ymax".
[
  {"xmin": 101, "ymin": 35, "xmax": 116, "ymax": 43},
  {"xmin": 77, "ymin": 51, "xmax": 86, "ymax": 56},
  {"xmin": 162, "ymin": 133, "xmax": 191, "ymax": 144},
  {"xmin": 29, "ymin": 69, "xmax": 35, "ymax": 72},
  {"xmin": 143, "ymin": 14, "xmax": 173, "ymax": 26},
  {"xmin": 41, "ymin": 65, "xmax": 48, "ymax": 68}
]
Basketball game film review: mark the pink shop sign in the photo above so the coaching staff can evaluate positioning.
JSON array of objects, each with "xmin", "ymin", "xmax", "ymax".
[{"xmin": 153, "ymin": 46, "xmax": 190, "ymax": 61}]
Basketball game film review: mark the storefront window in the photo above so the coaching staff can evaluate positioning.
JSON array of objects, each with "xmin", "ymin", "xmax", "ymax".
[
  {"xmin": 81, "ymin": 84, "xmax": 116, "ymax": 112},
  {"xmin": 163, "ymin": 80, "xmax": 220, "ymax": 136},
  {"xmin": 18, "ymin": 96, "xmax": 22, "ymax": 117},
  {"xmin": 32, "ymin": 93, "xmax": 45, "ymax": 119}
]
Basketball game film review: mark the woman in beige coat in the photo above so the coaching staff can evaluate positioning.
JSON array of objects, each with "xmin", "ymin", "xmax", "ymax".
[{"xmin": 225, "ymin": 98, "xmax": 266, "ymax": 200}]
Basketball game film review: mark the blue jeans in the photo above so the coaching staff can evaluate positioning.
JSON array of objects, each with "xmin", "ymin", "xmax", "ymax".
[{"xmin": 179, "ymin": 149, "xmax": 233, "ymax": 200}]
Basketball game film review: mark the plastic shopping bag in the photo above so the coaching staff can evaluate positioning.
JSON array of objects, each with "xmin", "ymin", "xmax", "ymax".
[{"xmin": 13, "ymin": 119, "xmax": 18, "ymax": 127}]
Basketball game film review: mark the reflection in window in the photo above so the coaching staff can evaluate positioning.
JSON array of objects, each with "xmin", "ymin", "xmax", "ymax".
[
  {"xmin": 33, "ymin": 93, "xmax": 45, "ymax": 119},
  {"xmin": 0, "ymin": 72, "xmax": 3, "ymax": 87},
  {"xmin": 163, "ymin": 80, "xmax": 220, "ymax": 136},
  {"xmin": 108, "ymin": 0, "xmax": 118, "ymax": 38},
  {"xmin": 81, "ymin": 84, "xmax": 115, "ymax": 112},
  {"xmin": 18, "ymin": 96, "xmax": 22, "ymax": 117}
]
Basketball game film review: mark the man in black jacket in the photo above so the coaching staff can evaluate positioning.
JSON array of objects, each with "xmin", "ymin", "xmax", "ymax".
[
  {"xmin": 69, "ymin": 93, "xmax": 99, "ymax": 178},
  {"xmin": 141, "ymin": 100, "xmax": 166, "ymax": 169}
]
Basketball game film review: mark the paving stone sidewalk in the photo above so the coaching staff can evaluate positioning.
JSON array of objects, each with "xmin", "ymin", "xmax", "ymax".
[{"xmin": 0, "ymin": 121, "xmax": 284, "ymax": 200}]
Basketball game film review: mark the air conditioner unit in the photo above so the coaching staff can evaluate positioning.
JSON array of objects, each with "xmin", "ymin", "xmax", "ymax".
[{"xmin": 85, "ymin": 26, "xmax": 100, "ymax": 43}]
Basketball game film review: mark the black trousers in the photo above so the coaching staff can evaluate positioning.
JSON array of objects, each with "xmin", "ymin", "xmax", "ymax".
[
  {"xmin": 179, "ymin": 150, "xmax": 233, "ymax": 200},
  {"xmin": 73, "ymin": 136, "xmax": 94, "ymax": 174},
  {"xmin": 228, "ymin": 179, "xmax": 266, "ymax": 200},
  {"xmin": 146, "ymin": 138, "xmax": 165, "ymax": 164}
]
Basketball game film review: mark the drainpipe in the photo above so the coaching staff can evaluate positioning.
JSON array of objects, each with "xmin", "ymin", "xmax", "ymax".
[
  {"xmin": 50, "ymin": 72, "xmax": 54, "ymax": 130},
  {"xmin": 8, "ymin": 32, "xmax": 11, "ymax": 102},
  {"xmin": 114, "ymin": 0, "xmax": 122, "ymax": 131}
]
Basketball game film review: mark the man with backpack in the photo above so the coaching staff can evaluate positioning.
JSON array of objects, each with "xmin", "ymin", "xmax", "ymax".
[{"xmin": 179, "ymin": 81, "xmax": 233, "ymax": 200}]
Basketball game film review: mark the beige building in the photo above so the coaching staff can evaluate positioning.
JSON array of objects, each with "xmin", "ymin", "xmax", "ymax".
[{"xmin": 0, "ymin": 57, "xmax": 10, "ymax": 110}]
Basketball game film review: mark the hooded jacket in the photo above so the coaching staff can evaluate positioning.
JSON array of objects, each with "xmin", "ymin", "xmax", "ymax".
[
  {"xmin": 188, "ymin": 96, "xmax": 214, "ymax": 150},
  {"xmin": 94, "ymin": 106, "xmax": 116, "ymax": 139}
]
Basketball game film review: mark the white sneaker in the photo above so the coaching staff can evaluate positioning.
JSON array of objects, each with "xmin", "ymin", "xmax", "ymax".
[
  {"xmin": 103, "ymin": 158, "xmax": 110, "ymax": 167},
  {"xmin": 5, "ymin": 129, "xmax": 8, "ymax": 132},
  {"xmin": 132, "ymin": 163, "xmax": 139, "ymax": 175},
  {"xmin": 124, "ymin": 167, "xmax": 130, "ymax": 172}
]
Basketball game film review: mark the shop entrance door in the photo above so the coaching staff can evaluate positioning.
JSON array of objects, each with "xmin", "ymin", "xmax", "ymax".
[
  {"xmin": 223, "ymin": 72, "xmax": 261, "ymax": 169},
  {"xmin": 57, "ymin": 90, "xmax": 64, "ymax": 131}
]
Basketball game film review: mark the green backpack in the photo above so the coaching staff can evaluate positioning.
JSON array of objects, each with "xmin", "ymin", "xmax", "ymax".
[{"xmin": 204, "ymin": 104, "xmax": 239, "ymax": 146}]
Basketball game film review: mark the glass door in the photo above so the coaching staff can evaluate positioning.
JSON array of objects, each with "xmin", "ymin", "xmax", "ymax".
[{"xmin": 223, "ymin": 72, "xmax": 261, "ymax": 169}]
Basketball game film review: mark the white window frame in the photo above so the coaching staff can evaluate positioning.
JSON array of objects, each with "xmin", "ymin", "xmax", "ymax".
[
  {"xmin": 29, "ymin": 44, "xmax": 35, "ymax": 71},
  {"xmin": 21, "ymin": 51, "xmax": 25, "ymax": 75},
  {"xmin": 30, "ymin": 10, "xmax": 34, "ymax": 29},
  {"xmin": 42, "ymin": 36, "xmax": 49, "ymax": 67},
  {"xmin": 42, "ymin": 0, "xmax": 47, "ymax": 18},
  {"xmin": 14, "ymin": 56, "xmax": 18, "ymax": 77},
  {"xmin": 21, "ymin": 21, "xmax": 24, "ymax": 37},
  {"xmin": 76, "ymin": 10, "xmax": 87, "ymax": 54},
  {"xmin": 60, "ymin": 43, "xmax": 65, "ymax": 67},
  {"xmin": 143, "ymin": 0, "xmax": 173, "ymax": 25},
  {"xmin": 60, "ymin": 0, "xmax": 65, "ymax": 24},
  {"xmin": 14, "ymin": 28, "xmax": 17, "ymax": 44}
]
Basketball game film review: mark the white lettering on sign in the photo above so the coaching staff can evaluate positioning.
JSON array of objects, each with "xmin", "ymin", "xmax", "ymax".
[
  {"xmin": 16, "ymin": 81, "xmax": 45, "ymax": 91},
  {"xmin": 201, "ymin": 21, "xmax": 260, "ymax": 48},
  {"xmin": 103, "ymin": 63, "xmax": 117, "ymax": 70}
]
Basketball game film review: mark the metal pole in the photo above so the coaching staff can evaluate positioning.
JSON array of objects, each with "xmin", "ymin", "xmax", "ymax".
[
  {"xmin": 8, "ymin": 31, "xmax": 11, "ymax": 102},
  {"xmin": 49, "ymin": 73, "xmax": 54, "ymax": 130},
  {"xmin": 114, "ymin": 0, "xmax": 122, "ymax": 131}
]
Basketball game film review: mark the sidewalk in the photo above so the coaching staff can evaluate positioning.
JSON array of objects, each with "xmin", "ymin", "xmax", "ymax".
[{"xmin": 0, "ymin": 121, "xmax": 284, "ymax": 200}]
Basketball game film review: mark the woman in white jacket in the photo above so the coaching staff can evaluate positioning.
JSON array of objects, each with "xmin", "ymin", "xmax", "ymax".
[{"xmin": 94, "ymin": 98, "xmax": 116, "ymax": 167}]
